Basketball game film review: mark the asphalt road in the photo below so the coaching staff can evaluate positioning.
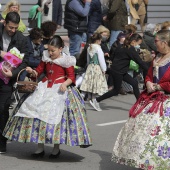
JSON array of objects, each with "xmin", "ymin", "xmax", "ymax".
[{"xmin": 0, "ymin": 93, "xmax": 139, "ymax": 170}]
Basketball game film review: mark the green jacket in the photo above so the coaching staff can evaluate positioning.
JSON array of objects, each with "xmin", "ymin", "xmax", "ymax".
[
  {"xmin": 107, "ymin": 0, "xmax": 128, "ymax": 31},
  {"xmin": 28, "ymin": 5, "xmax": 42, "ymax": 28},
  {"xmin": 2, "ymin": 13, "xmax": 26, "ymax": 33}
]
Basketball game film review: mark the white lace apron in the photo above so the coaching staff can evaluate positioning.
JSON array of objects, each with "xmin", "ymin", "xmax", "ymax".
[{"xmin": 15, "ymin": 81, "xmax": 67, "ymax": 125}]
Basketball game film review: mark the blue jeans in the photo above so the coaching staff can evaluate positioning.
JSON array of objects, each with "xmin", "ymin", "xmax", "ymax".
[
  {"xmin": 68, "ymin": 31, "xmax": 83, "ymax": 56},
  {"xmin": 109, "ymin": 30, "xmax": 122, "ymax": 47}
]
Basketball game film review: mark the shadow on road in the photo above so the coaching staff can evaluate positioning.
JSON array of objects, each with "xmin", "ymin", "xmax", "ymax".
[
  {"xmin": 86, "ymin": 102, "xmax": 130, "ymax": 112},
  {"xmin": 90, "ymin": 150, "xmax": 138, "ymax": 170},
  {"xmin": 2, "ymin": 142, "xmax": 85, "ymax": 163}
]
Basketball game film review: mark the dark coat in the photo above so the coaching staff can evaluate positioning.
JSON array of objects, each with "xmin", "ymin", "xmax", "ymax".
[
  {"xmin": 142, "ymin": 31, "xmax": 157, "ymax": 52},
  {"xmin": 111, "ymin": 45, "xmax": 149, "ymax": 74},
  {"xmin": 107, "ymin": 0, "xmax": 128, "ymax": 31},
  {"xmin": 88, "ymin": 0, "xmax": 102, "ymax": 35},
  {"xmin": 0, "ymin": 23, "xmax": 29, "ymax": 80},
  {"xmin": 52, "ymin": 0, "xmax": 63, "ymax": 26},
  {"xmin": 110, "ymin": 40, "xmax": 123, "ymax": 61}
]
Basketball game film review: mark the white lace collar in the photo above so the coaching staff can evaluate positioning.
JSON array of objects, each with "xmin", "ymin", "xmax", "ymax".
[
  {"xmin": 87, "ymin": 44, "xmax": 101, "ymax": 58},
  {"xmin": 42, "ymin": 50, "xmax": 76, "ymax": 68}
]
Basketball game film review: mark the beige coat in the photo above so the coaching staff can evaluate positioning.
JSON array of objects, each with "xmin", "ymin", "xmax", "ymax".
[
  {"xmin": 128, "ymin": 0, "xmax": 140, "ymax": 19},
  {"xmin": 138, "ymin": 0, "xmax": 148, "ymax": 15}
]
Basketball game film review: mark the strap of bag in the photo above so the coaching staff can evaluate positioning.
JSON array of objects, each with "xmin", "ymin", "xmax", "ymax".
[{"xmin": 17, "ymin": 68, "xmax": 38, "ymax": 82}]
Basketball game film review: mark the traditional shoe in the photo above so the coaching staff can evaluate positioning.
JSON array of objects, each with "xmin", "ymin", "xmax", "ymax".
[
  {"xmin": 49, "ymin": 150, "xmax": 61, "ymax": 159},
  {"xmin": 31, "ymin": 151, "xmax": 45, "ymax": 158}
]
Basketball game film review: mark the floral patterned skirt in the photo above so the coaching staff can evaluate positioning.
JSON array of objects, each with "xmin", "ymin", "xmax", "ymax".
[
  {"xmin": 112, "ymin": 98, "xmax": 170, "ymax": 170},
  {"xmin": 80, "ymin": 64, "xmax": 108, "ymax": 95},
  {"xmin": 3, "ymin": 87, "xmax": 92, "ymax": 147}
]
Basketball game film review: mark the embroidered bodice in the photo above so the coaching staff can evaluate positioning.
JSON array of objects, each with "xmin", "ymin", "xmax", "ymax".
[
  {"xmin": 89, "ymin": 53, "xmax": 99, "ymax": 65},
  {"xmin": 35, "ymin": 51, "xmax": 76, "ymax": 88}
]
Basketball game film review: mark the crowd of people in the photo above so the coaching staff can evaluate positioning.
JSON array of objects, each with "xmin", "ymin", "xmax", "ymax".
[{"xmin": 0, "ymin": 0, "xmax": 170, "ymax": 169}]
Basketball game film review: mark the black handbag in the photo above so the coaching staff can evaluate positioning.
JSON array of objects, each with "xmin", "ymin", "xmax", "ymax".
[{"xmin": 28, "ymin": 17, "xmax": 37, "ymax": 28}]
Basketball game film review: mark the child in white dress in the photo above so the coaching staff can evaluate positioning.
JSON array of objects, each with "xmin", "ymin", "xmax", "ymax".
[{"xmin": 80, "ymin": 33, "xmax": 108, "ymax": 111}]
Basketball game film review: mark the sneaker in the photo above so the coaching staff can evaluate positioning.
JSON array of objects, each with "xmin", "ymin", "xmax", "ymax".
[{"xmin": 89, "ymin": 99, "xmax": 102, "ymax": 111}]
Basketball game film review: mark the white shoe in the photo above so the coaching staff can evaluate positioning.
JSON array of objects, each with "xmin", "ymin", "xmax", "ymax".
[
  {"xmin": 89, "ymin": 99, "xmax": 102, "ymax": 111},
  {"xmin": 80, "ymin": 93, "xmax": 85, "ymax": 99}
]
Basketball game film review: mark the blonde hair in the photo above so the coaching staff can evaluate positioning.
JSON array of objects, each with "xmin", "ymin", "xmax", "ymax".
[
  {"xmin": 95, "ymin": 25, "xmax": 110, "ymax": 37},
  {"xmin": 156, "ymin": 30, "xmax": 170, "ymax": 47},
  {"xmin": 161, "ymin": 21, "xmax": 170, "ymax": 30},
  {"xmin": 124, "ymin": 24, "xmax": 137, "ymax": 33},
  {"xmin": 153, "ymin": 23, "xmax": 162, "ymax": 35},
  {"xmin": 2, "ymin": 0, "xmax": 20, "ymax": 15}
]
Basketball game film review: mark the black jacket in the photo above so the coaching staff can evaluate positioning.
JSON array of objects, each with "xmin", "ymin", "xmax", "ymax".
[
  {"xmin": 111, "ymin": 46, "xmax": 149, "ymax": 74},
  {"xmin": 64, "ymin": 0, "xmax": 88, "ymax": 33},
  {"xmin": 0, "ymin": 23, "xmax": 29, "ymax": 80},
  {"xmin": 142, "ymin": 31, "xmax": 157, "ymax": 52}
]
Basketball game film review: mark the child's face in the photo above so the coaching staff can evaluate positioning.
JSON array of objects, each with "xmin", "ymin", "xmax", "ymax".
[
  {"xmin": 48, "ymin": 45, "xmax": 62, "ymax": 60},
  {"xmin": 119, "ymin": 37, "xmax": 125, "ymax": 44}
]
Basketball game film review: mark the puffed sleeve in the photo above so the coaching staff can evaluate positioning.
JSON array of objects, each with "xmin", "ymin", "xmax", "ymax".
[
  {"xmin": 35, "ymin": 61, "xmax": 46, "ymax": 76},
  {"xmin": 65, "ymin": 66, "xmax": 75, "ymax": 85}
]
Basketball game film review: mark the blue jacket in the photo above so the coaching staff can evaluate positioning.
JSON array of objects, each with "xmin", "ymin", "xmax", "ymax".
[
  {"xmin": 88, "ymin": 0, "xmax": 102, "ymax": 35},
  {"xmin": 27, "ymin": 36, "xmax": 44, "ymax": 68},
  {"xmin": 52, "ymin": 0, "xmax": 62, "ymax": 26}
]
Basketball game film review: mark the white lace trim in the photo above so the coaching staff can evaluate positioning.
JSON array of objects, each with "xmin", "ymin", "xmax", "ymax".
[
  {"xmin": 15, "ymin": 81, "xmax": 67, "ymax": 125},
  {"xmin": 42, "ymin": 50, "xmax": 76, "ymax": 68}
]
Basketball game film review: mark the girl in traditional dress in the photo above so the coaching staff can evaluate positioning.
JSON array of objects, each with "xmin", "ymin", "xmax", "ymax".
[
  {"xmin": 80, "ymin": 33, "xmax": 108, "ymax": 109},
  {"xmin": 3, "ymin": 35, "xmax": 92, "ymax": 158},
  {"xmin": 112, "ymin": 30, "xmax": 170, "ymax": 169}
]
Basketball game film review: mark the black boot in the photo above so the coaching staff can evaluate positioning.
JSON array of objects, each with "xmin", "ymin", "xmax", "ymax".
[{"xmin": 0, "ymin": 111, "xmax": 9, "ymax": 154}]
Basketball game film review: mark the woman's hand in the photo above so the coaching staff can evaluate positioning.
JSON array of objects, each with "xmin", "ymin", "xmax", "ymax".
[
  {"xmin": 37, "ymin": 7, "xmax": 43, "ymax": 12},
  {"xmin": 146, "ymin": 81, "xmax": 156, "ymax": 93},
  {"xmin": 59, "ymin": 83, "xmax": 67, "ymax": 92}
]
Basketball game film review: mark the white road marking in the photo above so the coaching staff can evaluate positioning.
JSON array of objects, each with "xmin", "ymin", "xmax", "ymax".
[{"xmin": 96, "ymin": 120, "xmax": 127, "ymax": 126}]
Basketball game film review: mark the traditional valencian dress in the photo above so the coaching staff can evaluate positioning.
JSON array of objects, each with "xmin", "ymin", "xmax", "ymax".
[
  {"xmin": 3, "ymin": 52, "xmax": 92, "ymax": 147},
  {"xmin": 112, "ymin": 54, "xmax": 170, "ymax": 170},
  {"xmin": 80, "ymin": 44, "xmax": 108, "ymax": 95}
]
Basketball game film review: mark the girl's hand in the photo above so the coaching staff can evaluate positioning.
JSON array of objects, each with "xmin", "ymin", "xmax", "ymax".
[
  {"xmin": 26, "ymin": 67, "xmax": 33, "ymax": 74},
  {"xmin": 146, "ymin": 81, "xmax": 156, "ymax": 93},
  {"xmin": 59, "ymin": 83, "xmax": 67, "ymax": 92}
]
